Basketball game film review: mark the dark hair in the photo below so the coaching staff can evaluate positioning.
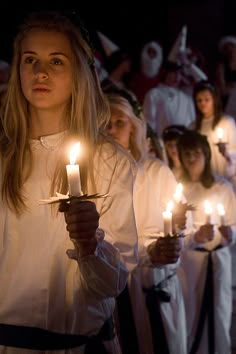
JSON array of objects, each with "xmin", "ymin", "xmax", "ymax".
[
  {"xmin": 162, "ymin": 125, "xmax": 188, "ymax": 167},
  {"xmin": 193, "ymin": 80, "xmax": 222, "ymax": 130},
  {"xmin": 162, "ymin": 124, "xmax": 188, "ymax": 142},
  {"xmin": 147, "ymin": 124, "xmax": 163, "ymax": 160},
  {"xmin": 102, "ymin": 82, "xmax": 143, "ymax": 118},
  {"xmin": 177, "ymin": 130, "xmax": 214, "ymax": 188},
  {"xmin": 106, "ymin": 50, "xmax": 131, "ymax": 74}
]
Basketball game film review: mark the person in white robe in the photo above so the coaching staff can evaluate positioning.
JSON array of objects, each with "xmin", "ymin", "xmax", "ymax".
[
  {"xmin": 0, "ymin": 11, "xmax": 139, "ymax": 354},
  {"xmin": 143, "ymin": 62, "xmax": 195, "ymax": 138},
  {"xmin": 177, "ymin": 130, "xmax": 236, "ymax": 354},
  {"xmin": 105, "ymin": 90, "xmax": 190, "ymax": 354},
  {"xmin": 192, "ymin": 80, "xmax": 236, "ymax": 186}
]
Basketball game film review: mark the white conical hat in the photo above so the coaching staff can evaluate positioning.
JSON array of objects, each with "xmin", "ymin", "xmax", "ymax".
[
  {"xmin": 189, "ymin": 63, "xmax": 208, "ymax": 81},
  {"xmin": 168, "ymin": 25, "xmax": 187, "ymax": 63},
  {"xmin": 97, "ymin": 31, "xmax": 120, "ymax": 57}
]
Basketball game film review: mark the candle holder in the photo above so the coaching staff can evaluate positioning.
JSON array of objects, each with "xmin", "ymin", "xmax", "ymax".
[{"xmin": 39, "ymin": 192, "xmax": 109, "ymax": 205}]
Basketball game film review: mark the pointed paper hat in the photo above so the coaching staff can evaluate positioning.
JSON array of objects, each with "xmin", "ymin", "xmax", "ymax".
[
  {"xmin": 188, "ymin": 63, "xmax": 208, "ymax": 81},
  {"xmin": 168, "ymin": 25, "xmax": 187, "ymax": 63},
  {"xmin": 97, "ymin": 31, "xmax": 120, "ymax": 57}
]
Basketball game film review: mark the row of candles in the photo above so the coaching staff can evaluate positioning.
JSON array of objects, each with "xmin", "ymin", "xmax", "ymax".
[
  {"xmin": 162, "ymin": 183, "xmax": 226, "ymax": 236},
  {"xmin": 66, "ymin": 143, "xmax": 226, "ymax": 237},
  {"xmin": 66, "ymin": 127, "xmax": 225, "ymax": 194}
]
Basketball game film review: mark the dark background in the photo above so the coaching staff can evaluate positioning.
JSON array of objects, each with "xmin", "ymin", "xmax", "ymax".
[{"xmin": 1, "ymin": 0, "xmax": 236, "ymax": 78}]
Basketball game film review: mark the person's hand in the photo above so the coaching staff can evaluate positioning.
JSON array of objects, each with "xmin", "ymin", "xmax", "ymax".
[
  {"xmin": 219, "ymin": 225, "xmax": 233, "ymax": 244},
  {"xmin": 59, "ymin": 199, "xmax": 99, "ymax": 257},
  {"xmin": 194, "ymin": 224, "xmax": 214, "ymax": 243},
  {"xmin": 147, "ymin": 236, "xmax": 182, "ymax": 265}
]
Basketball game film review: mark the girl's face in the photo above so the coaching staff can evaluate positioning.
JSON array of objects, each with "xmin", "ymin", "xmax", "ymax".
[
  {"xmin": 20, "ymin": 30, "xmax": 73, "ymax": 112},
  {"xmin": 106, "ymin": 110, "xmax": 133, "ymax": 149},
  {"xmin": 181, "ymin": 147, "xmax": 205, "ymax": 181},
  {"xmin": 165, "ymin": 139, "xmax": 179, "ymax": 164},
  {"xmin": 195, "ymin": 89, "xmax": 214, "ymax": 118}
]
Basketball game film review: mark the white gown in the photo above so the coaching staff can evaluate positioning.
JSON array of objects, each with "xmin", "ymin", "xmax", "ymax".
[
  {"xmin": 199, "ymin": 115, "xmax": 236, "ymax": 181},
  {"xmin": 128, "ymin": 157, "xmax": 188, "ymax": 354},
  {"xmin": 143, "ymin": 84, "xmax": 195, "ymax": 137},
  {"xmin": 0, "ymin": 132, "xmax": 138, "ymax": 354},
  {"xmin": 178, "ymin": 175, "xmax": 236, "ymax": 354}
]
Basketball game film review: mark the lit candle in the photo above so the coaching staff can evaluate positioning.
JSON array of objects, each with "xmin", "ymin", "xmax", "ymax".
[
  {"xmin": 173, "ymin": 183, "xmax": 183, "ymax": 203},
  {"xmin": 204, "ymin": 200, "xmax": 212, "ymax": 224},
  {"xmin": 66, "ymin": 142, "xmax": 82, "ymax": 196},
  {"xmin": 217, "ymin": 203, "xmax": 225, "ymax": 226},
  {"xmin": 216, "ymin": 127, "xmax": 224, "ymax": 143},
  {"xmin": 163, "ymin": 200, "xmax": 174, "ymax": 236}
]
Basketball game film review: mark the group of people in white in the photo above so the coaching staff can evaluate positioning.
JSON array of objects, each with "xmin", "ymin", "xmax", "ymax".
[
  {"xmin": 95, "ymin": 28, "xmax": 236, "ymax": 354},
  {"xmin": 1, "ymin": 11, "xmax": 236, "ymax": 354}
]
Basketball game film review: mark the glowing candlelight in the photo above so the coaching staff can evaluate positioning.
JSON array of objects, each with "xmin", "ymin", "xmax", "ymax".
[
  {"xmin": 163, "ymin": 200, "xmax": 174, "ymax": 236},
  {"xmin": 217, "ymin": 203, "xmax": 225, "ymax": 226},
  {"xmin": 204, "ymin": 200, "xmax": 212, "ymax": 224},
  {"xmin": 173, "ymin": 183, "xmax": 183, "ymax": 203},
  {"xmin": 216, "ymin": 127, "xmax": 224, "ymax": 143},
  {"xmin": 66, "ymin": 142, "xmax": 82, "ymax": 196}
]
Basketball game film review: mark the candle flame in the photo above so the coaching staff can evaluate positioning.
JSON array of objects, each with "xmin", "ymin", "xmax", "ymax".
[
  {"xmin": 216, "ymin": 127, "xmax": 224, "ymax": 141},
  {"xmin": 217, "ymin": 203, "xmax": 225, "ymax": 216},
  {"xmin": 204, "ymin": 200, "xmax": 212, "ymax": 215},
  {"xmin": 166, "ymin": 200, "xmax": 174, "ymax": 212},
  {"xmin": 174, "ymin": 183, "xmax": 183, "ymax": 203},
  {"xmin": 69, "ymin": 142, "xmax": 80, "ymax": 165}
]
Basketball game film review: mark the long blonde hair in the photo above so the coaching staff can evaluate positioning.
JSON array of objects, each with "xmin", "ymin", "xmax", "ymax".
[
  {"xmin": 106, "ymin": 94, "xmax": 148, "ymax": 162},
  {"xmin": 0, "ymin": 11, "xmax": 110, "ymax": 214}
]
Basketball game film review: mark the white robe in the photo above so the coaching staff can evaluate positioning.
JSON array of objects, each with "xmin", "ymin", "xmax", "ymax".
[
  {"xmin": 143, "ymin": 84, "xmax": 195, "ymax": 137},
  {"xmin": 0, "ymin": 133, "xmax": 138, "ymax": 354},
  {"xmin": 128, "ymin": 158, "xmax": 188, "ymax": 354},
  {"xmin": 178, "ymin": 176, "xmax": 236, "ymax": 354},
  {"xmin": 199, "ymin": 115, "xmax": 236, "ymax": 181}
]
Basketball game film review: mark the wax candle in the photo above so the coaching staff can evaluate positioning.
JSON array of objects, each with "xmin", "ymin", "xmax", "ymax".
[
  {"xmin": 66, "ymin": 142, "xmax": 82, "ymax": 196},
  {"xmin": 163, "ymin": 200, "xmax": 173, "ymax": 236},
  {"xmin": 217, "ymin": 203, "xmax": 225, "ymax": 226},
  {"xmin": 173, "ymin": 183, "xmax": 183, "ymax": 203},
  {"xmin": 216, "ymin": 127, "xmax": 224, "ymax": 143},
  {"xmin": 204, "ymin": 200, "xmax": 212, "ymax": 224}
]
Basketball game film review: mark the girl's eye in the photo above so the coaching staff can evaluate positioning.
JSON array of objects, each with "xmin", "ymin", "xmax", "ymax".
[
  {"xmin": 116, "ymin": 120, "xmax": 126, "ymax": 127},
  {"xmin": 24, "ymin": 57, "xmax": 35, "ymax": 64},
  {"xmin": 51, "ymin": 58, "xmax": 63, "ymax": 65}
]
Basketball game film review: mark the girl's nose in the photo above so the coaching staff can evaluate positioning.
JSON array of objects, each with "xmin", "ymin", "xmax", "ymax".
[{"xmin": 34, "ymin": 62, "xmax": 49, "ymax": 80}]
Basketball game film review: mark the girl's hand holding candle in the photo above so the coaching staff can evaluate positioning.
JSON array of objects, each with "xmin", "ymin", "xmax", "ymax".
[{"xmin": 66, "ymin": 142, "xmax": 82, "ymax": 196}]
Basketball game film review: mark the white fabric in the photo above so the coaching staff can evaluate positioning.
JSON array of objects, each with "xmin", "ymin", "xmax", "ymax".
[
  {"xmin": 0, "ymin": 132, "xmax": 138, "ymax": 354},
  {"xmin": 168, "ymin": 25, "xmax": 187, "ymax": 63},
  {"xmin": 199, "ymin": 115, "xmax": 236, "ymax": 179},
  {"xmin": 218, "ymin": 35, "xmax": 236, "ymax": 52},
  {"xmin": 128, "ymin": 158, "xmax": 188, "ymax": 354},
  {"xmin": 143, "ymin": 84, "xmax": 195, "ymax": 137},
  {"xmin": 141, "ymin": 41, "xmax": 163, "ymax": 78},
  {"xmin": 178, "ymin": 176, "xmax": 236, "ymax": 354},
  {"xmin": 97, "ymin": 32, "xmax": 120, "ymax": 57}
]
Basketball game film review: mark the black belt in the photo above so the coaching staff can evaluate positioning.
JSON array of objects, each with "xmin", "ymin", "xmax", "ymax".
[
  {"xmin": 190, "ymin": 245, "xmax": 223, "ymax": 354},
  {"xmin": 142, "ymin": 272, "xmax": 176, "ymax": 354},
  {"xmin": 116, "ymin": 285, "xmax": 140, "ymax": 354},
  {"xmin": 0, "ymin": 316, "xmax": 114, "ymax": 353}
]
